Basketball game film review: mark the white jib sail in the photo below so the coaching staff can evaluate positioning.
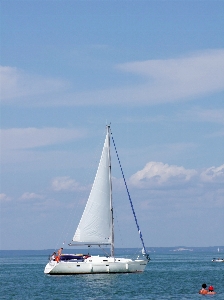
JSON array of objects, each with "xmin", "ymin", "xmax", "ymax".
[{"xmin": 73, "ymin": 131, "xmax": 112, "ymax": 244}]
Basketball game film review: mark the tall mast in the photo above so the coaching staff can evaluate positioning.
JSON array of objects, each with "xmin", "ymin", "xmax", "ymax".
[{"xmin": 107, "ymin": 125, "xmax": 114, "ymax": 257}]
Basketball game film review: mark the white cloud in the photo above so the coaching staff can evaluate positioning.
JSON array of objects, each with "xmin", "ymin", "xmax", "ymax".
[
  {"xmin": 130, "ymin": 162, "xmax": 197, "ymax": 188},
  {"xmin": 126, "ymin": 162, "xmax": 224, "ymax": 216},
  {"xmin": 129, "ymin": 162, "xmax": 224, "ymax": 190},
  {"xmin": 51, "ymin": 176, "xmax": 86, "ymax": 192},
  {"xmin": 0, "ymin": 127, "xmax": 85, "ymax": 151},
  {"xmin": 0, "ymin": 66, "xmax": 68, "ymax": 102},
  {"xmin": 115, "ymin": 49, "xmax": 224, "ymax": 104},
  {"xmin": 200, "ymin": 164, "xmax": 224, "ymax": 183},
  {"xmin": 0, "ymin": 193, "xmax": 11, "ymax": 202},
  {"xmin": 1, "ymin": 49, "xmax": 224, "ymax": 107},
  {"xmin": 19, "ymin": 192, "xmax": 44, "ymax": 200},
  {"xmin": 53, "ymin": 49, "xmax": 224, "ymax": 106}
]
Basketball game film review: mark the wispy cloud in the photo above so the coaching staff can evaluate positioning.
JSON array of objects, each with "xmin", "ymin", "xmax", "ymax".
[
  {"xmin": 200, "ymin": 164, "xmax": 224, "ymax": 183},
  {"xmin": 0, "ymin": 66, "xmax": 69, "ymax": 103},
  {"xmin": 51, "ymin": 176, "xmax": 87, "ymax": 192},
  {"xmin": 67, "ymin": 49, "xmax": 224, "ymax": 106},
  {"xmin": 0, "ymin": 127, "xmax": 86, "ymax": 151},
  {"xmin": 1, "ymin": 49, "xmax": 224, "ymax": 107},
  {"xmin": 0, "ymin": 193, "xmax": 11, "ymax": 202},
  {"xmin": 115, "ymin": 49, "xmax": 224, "ymax": 105},
  {"xmin": 19, "ymin": 192, "xmax": 44, "ymax": 201}
]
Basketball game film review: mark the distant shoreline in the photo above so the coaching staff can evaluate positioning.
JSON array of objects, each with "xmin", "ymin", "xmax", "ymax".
[{"xmin": 0, "ymin": 246, "xmax": 223, "ymax": 253}]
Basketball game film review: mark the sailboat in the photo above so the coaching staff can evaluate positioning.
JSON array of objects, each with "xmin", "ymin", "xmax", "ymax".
[{"xmin": 44, "ymin": 125, "xmax": 149, "ymax": 275}]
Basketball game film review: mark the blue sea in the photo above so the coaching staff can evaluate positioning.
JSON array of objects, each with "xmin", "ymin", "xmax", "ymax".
[{"xmin": 0, "ymin": 248, "xmax": 223, "ymax": 299}]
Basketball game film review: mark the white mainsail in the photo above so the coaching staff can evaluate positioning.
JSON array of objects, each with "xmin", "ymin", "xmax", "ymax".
[{"xmin": 73, "ymin": 130, "xmax": 112, "ymax": 244}]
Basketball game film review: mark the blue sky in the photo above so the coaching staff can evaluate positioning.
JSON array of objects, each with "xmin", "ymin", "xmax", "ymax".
[{"xmin": 1, "ymin": 1, "xmax": 224, "ymax": 250}]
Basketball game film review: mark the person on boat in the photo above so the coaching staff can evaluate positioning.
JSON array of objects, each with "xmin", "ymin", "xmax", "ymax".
[
  {"xmin": 199, "ymin": 283, "xmax": 208, "ymax": 294},
  {"xmin": 58, "ymin": 248, "xmax": 63, "ymax": 258},
  {"xmin": 50, "ymin": 252, "xmax": 56, "ymax": 261},
  {"xmin": 207, "ymin": 286, "xmax": 216, "ymax": 295},
  {"xmin": 55, "ymin": 247, "xmax": 63, "ymax": 262},
  {"xmin": 57, "ymin": 247, "xmax": 63, "ymax": 256}
]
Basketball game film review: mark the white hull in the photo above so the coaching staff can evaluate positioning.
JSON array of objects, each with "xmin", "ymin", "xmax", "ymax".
[
  {"xmin": 212, "ymin": 259, "xmax": 224, "ymax": 262},
  {"xmin": 44, "ymin": 255, "xmax": 147, "ymax": 275}
]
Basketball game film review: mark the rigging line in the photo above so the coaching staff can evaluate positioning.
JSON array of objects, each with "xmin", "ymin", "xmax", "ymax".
[
  {"xmin": 110, "ymin": 131, "xmax": 149, "ymax": 260},
  {"xmin": 99, "ymin": 245, "xmax": 110, "ymax": 257}
]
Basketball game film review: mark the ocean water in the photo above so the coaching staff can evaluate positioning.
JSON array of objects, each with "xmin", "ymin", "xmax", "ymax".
[{"xmin": 0, "ymin": 249, "xmax": 223, "ymax": 299}]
